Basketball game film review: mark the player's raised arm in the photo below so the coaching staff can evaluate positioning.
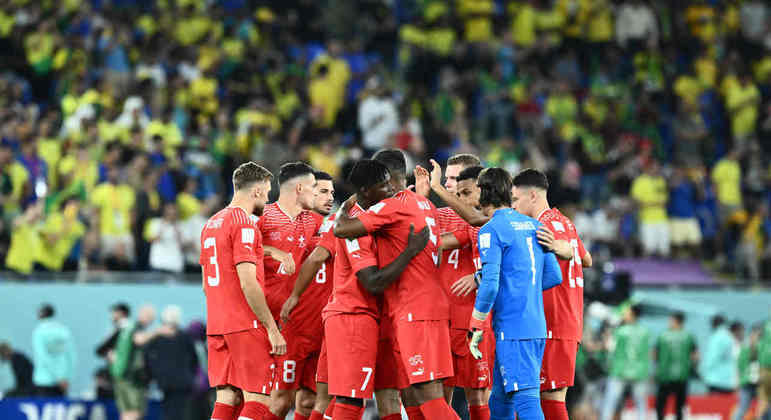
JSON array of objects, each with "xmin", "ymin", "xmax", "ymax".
[
  {"xmin": 280, "ymin": 245, "xmax": 331, "ymax": 323},
  {"xmin": 428, "ymin": 159, "xmax": 490, "ymax": 227},
  {"xmin": 356, "ymin": 224, "xmax": 430, "ymax": 294}
]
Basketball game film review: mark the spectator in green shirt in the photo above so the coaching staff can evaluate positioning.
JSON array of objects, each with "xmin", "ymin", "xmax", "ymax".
[
  {"xmin": 734, "ymin": 323, "xmax": 762, "ymax": 420},
  {"xmin": 755, "ymin": 317, "xmax": 771, "ymax": 420},
  {"xmin": 601, "ymin": 304, "xmax": 651, "ymax": 420},
  {"xmin": 31, "ymin": 304, "xmax": 76, "ymax": 397},
  {"xmin": 654, "ymin": 311, "xmax": 698, "ymax": 420}
]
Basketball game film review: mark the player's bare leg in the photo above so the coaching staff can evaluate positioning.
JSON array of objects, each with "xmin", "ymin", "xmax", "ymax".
[
  {"xmin": 411, "ymin": 380, "xmax": 461, "ymax": 419},
  {"xmin": 443, "ymin": 385, "xmax": 454, "ymax": 404},
  {"xmin": 376, "ymin": 388, "xmax": 403, "ymax": 420},
  {"xmin": 466, "ymin": 388, "xmax": 491, "ymax": 420},
  {"xmin": 311, "ymin": 383, "xmax": 334, "ymax": 418},
  {"xmin": 401, "ymin": 387, "xmax": 425, "ymax": 419},
  {"xmin": 541, "ymin": 387, "xmax": 569, "ymax": 420},
  {"xmin": 209, "ymin": 386, "xmax": 241, "ymax": 420},
  {"xmin": 269, "ymin": 388, "xmax": 295, "ymax": 418},
  {"xmin": 294, "ymin": 387, "xmax": 317, "ymax": 419}
]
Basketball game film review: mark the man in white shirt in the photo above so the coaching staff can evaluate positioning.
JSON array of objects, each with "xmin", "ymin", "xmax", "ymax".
[
  {"xmin": 358, "ymin": 77, "xmax": 398, "ymax": 153},
  {"xmin": 147, "ymin": 203, "xmax": 185, "ymax": 273}
]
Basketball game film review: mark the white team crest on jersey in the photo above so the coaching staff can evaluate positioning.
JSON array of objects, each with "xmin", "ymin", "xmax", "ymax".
[
  {"xmin": 550, "ymin": 221, "xmax": 566, "ymax": 232},
  {"xmin": 369, "ymin": 202, "xmax": 386, "ymax": 214},
  {"xmin": 479, "ymin": 233, "xmax": 491, "ymax": 249}
]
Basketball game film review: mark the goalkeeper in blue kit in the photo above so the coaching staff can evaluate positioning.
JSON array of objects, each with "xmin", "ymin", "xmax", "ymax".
[{"xmin": 468, "ymin": 168, "xmax": 563, "ymax": 420}]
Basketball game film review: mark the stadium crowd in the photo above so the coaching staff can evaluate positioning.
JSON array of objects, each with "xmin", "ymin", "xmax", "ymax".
[{"xmin": 0, "ymin": 0, "xmax": 770, "ymax": 281}]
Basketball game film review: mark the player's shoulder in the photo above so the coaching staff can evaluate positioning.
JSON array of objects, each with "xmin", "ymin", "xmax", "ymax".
[
  {"xmin": 543, "ymin": 208, "xmax": 577, "ymax": 234},
  {"xmin": 317, "ymin": 214, "xmax": 336, "ymax": 234}
]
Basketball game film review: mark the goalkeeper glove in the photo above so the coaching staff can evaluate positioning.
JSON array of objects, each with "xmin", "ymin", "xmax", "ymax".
[{"xmin": 468, "ymin": 329, "xmax": 484, "ymax": 360}]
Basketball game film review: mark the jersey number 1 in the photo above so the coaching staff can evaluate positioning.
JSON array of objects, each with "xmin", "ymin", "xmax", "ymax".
[{"xmin": 203, "ymin": 237, "xmax": 220, "ymax": 286}]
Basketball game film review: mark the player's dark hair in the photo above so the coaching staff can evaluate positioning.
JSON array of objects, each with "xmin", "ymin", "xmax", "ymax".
[
  {"xmin": 313, "ymin": 171, "xmax": 333, "ymax": 182},
  {"xmin": 512, "ymin": 168, "xmax": 549, "ymax": 191},
  {"xmin": 373, "ymin": 149, "xmax": 406, "ymax": 178},
  {"xmin": 39, "ymin": 304, "xmax": 55, "ymax": 319},
  {"xmin": 730, "ymin": 321, "xmax": 744, "ymax": 334},
  {"xmin": 457, "ymin": 166, "xmax": 484, "ymax": 183},
  {"xmin": 478, "ymin": 168, "xmax": 512, "ymax": 208},
  {"xmin": 711, "ymin": 314, "xmax": 725, "ymax": 329},
  {"xmin": 348, "ymin": 159, "xmax": 390, "ymax": 191},
  {"xmin": 629, "ymin": 304, "xmax": 642, "ymax": 318},
  {"xmin": 233, "ymin": 162, "xmax": 273, "ymax": 191},
  {"xmin": 111, "ymin": 302, "xmax": 131, "ymax": 317},
  {"xmin": 447, "ymin": 154, "xmax": 481, "ymax": 168},
  {"xmin": 672, "ymin": 311, "xmax": 685, "ymax": 324},
  {"xmin": 278, "ymin": 161, "xmax": 315, "ymax": 186}
]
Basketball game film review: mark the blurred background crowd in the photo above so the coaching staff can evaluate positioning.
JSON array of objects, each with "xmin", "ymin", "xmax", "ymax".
[{"xmin": 0, "ymin": 0, "xmax": 770, "ymax": 282}]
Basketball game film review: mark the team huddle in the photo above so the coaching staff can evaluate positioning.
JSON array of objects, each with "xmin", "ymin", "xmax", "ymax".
[{"xmin": 199, "ymin": 149, "xmax": 592, "ymax": 420}]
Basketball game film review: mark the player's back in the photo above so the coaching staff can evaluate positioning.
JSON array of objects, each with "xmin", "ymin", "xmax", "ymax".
[
  {"xmin": 539, "ymin": 208, "xmax": 586, "ymax": 341},
  {"xmin": 199, "ymin": 206, "xmax": 263, "ymax": 335},
  {"xmin": 479, "ymin": 208, "xmax": 561, "ymax": 340},
  {"xmin": 358, "ymin": 189, "xmax": 448, "ymax": 322}
]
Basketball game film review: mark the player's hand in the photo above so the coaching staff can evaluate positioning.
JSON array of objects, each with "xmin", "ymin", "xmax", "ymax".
[
  {"xmin": 267, "ymin": 328, "xmax": 287, "ymax": 356},
  {"xmin": 451, "ymin": 274, "xmax": 478, "ymax": 297},
  {"xmin": 536, "ymin": 226, "xmax": 555, "ymax": 250},
  {"xmin": 341, "ymin": 194, "xmax": 357, "ymax": 214},
  {"xmin": 414, "ymin": 166, "xmax": 431, "ymax": 197},
  {"xmin": 468, "ymin": 329, "xmax": 484, "ymax": 360},
  {"xmin": 280, "ymin": 294, "xmax": 299, "ymax": 325},
  {"xmin": 428, "ymin": 159, "xmax": 443, "ymax": 189},
  {"xmin": 273, "ymin": 250, "xmax": 295, "ymax": 275},
  {"xmin": 406, "ymin": 224, "xmax": 430, "ymax": 256}
]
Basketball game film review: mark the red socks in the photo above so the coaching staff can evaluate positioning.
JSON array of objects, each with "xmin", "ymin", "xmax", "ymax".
[
  {"xmin": 420, "ymin": 397, "xmax": 460, "ymax": 419},
  {"xmin": 324, "ymin": 398, "xmax": 335, "ymax": 419},
  {"xmin": 406, "ymin": 406, "xmax": 426, "ymax": 420},
  {"xmin": 211, "ymin": 402, "xmax": 236, "ymax": 420},
  {"xmin": 309, "ymin": 410, "xmax": 324, "ymax": 420},
  {"xmin": 541, "ymin": 399, "xmax": 569, "ymax": 420},
  {"xmin": 382, "ymin": 414, "xmax": 403, "ymax": 420},
  {"xmin": 469, "ymin": 404, "xmax": 491, "ymax": 420},
  {"xmin": 237, "ymin": 401, "xmax": 269, "ymax": 420},
  {"xmin": 332, "ymin": 401, "xmax": 363, "ymax": 420},
  {"xmin": 262, "ymin": 407, "xmax": 283, "ymax": 420},
  {"xmin": 294, "ymin": 412, "xmax": 309, "ymax": 420}
]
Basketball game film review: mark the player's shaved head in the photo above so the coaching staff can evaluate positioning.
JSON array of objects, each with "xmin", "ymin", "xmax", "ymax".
[
  {"xmin": 478, "ymin": 167, "xmax": 513, "ymax": 209},
  {"xmin": 232, "ymin": 162, "xmax": 273, "ymax": 191},
  {"xmin": 278, "ymin": 161, "xmax": 315, "ymax": 186}
]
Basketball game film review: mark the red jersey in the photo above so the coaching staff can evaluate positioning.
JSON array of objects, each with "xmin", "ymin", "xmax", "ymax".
[
  {"xmin": 357, "ymin": 189, "xmax": 448, "ymax": 322},
  {"xmin": 538, "ymin": 208, "xmax": 587, "ymax": 341},
  {"xmin": 323, "ymin": 204, "xmax": 380, "ymax": 319},
  {"xmin": 285, "ymin": 214, "xmax": 336, "ymax": 340},
  {"xmin": 258, "ymin": 203, "xmax": 324, "ymax": 320},
  {"xmin": 199, "ymin": 207, "xmax": 264, "ymax": 335},
  {"xmin": 436, "ymin": 207, "xmax": 482, "ymax": 329}
]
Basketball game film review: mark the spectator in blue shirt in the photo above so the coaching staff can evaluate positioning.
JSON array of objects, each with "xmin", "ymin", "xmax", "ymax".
[
  {"xmin": 668, "ymin": 166, "xmax": 702, "ymax": 258},
  {"xmin": 31, "ymin": 304, "xmax": 76, "ymax": 397}
]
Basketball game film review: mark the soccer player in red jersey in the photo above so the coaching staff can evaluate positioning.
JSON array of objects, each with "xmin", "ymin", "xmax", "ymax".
[
  {"xmin": 278, "ymin": 171, "xmax": 336, "ymax": 420},
  {"xmin": 435, "ymin": 164, "xmax": 494, "ymax": 420},
  {"xmin": 510, "ymin": 169, "xmax": 593, "ymax": 420},
  {"xmin": 199, "ymin": 162, "xmax": 287, "ymax": 420},
  {"xmin": 258, "ymin": 162, "xmax": 324, "ymax": 419},
  {"xmin": 322, "ymin": 159, "xmax": 430, "ymax": 420},
  {"xmin": 335, "ymin": 150, "xmax": 459, "ymax": 420}
]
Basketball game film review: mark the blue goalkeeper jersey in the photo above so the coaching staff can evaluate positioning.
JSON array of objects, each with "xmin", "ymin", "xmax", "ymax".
[{"xmin": 474, "ymin": 208, "xmax": 562, "ymax": 340}]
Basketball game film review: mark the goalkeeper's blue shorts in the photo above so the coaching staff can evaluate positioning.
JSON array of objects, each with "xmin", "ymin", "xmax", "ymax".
[{"xmin": 492, "ymin": 338, "xmax": 545, "ymax": 394}]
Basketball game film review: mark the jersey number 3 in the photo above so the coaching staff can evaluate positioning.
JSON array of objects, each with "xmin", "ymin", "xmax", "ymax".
[{"xmin": 203, "ymin": 237, "xmax": 220, "ymax": 286}]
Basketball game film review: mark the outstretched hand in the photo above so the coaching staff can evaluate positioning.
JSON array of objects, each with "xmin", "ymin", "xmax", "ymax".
[
  {"xmin": 414, "ymin": 166, "xmax": 431, "ymax": 197},
  {"xmin": 429, "ymin": 159, "xmax": 443, "ymax": 189}
]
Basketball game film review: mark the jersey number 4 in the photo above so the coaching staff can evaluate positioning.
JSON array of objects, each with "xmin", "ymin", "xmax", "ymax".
[{"xmin": 203, "ymin": 237, "xmax": 220, "ymax": 286}]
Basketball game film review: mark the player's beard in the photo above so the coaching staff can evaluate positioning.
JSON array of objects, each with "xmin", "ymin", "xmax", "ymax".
[{"xmin": 253, "ymin": 203, "xmax": 266, "ymax": 216}]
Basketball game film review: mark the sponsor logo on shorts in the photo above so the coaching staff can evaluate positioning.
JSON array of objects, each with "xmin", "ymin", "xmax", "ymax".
[{"xmin": 409, "ymin": 354, "xmax": 425, "ymax": 376}]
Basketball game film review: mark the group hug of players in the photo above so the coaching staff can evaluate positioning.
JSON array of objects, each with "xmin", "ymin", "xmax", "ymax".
[{"xmin": 199, "ymin": 149, "xmax": 593, "ymax": 420}]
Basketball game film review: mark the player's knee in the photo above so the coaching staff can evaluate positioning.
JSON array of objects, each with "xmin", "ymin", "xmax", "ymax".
[
  {"xmin": 297, "ymin": 391, "xmax": 316, "ymax": 412},
  {"xmin": 489, "ymin": 393, "xmax": 515, "ymax": 420},
  {"xmin": 466, "ymin": 388, "xmax": 489, "ymax": 406},
  {"xmin": 513, "ymin": 387, "xmax": 544, "ymax": 420},
  {"xmin": 411, "ymin": 379, "xmax": 444, "ymax": 404},
  {"xmin": 214, "ymin": 385, "xmax": 240, "ymax": 406},
  {"xmin": 376, "ymin": 389, "xmax": 402, "ymax": 415},
  {"xmin": 269, "ymin": 391, "xmax": 293, "ymax": 416}
]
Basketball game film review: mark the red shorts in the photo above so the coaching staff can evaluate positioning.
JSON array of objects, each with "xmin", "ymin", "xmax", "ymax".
[
  {"xmin": 394, "ymin": 319, "xmax": 454, "ymax": 385},
  {"xmin": 375, "ymin": 315, "xmax": 409, "ymax": 391},
  {"xmin": 444, "ymin": 328, "xmax": 493, "ymax": 389},
  {"xmin": 273, "ymin": 327, "xmax": 320, "ymax": 392},
  {"xmin": 316, "ymin": 337, "xmax": 328, "ymax": 384},
  {"xmin": 540, "ymin": 338, "xmax": 579, "ymax": 391},
  {"xmin": 324, "ymin": 313, "xmax": 379, "ymax": 399},
  {"xmin": 207, "ymin": 329, "xmax": 273, "ymax": 395}
]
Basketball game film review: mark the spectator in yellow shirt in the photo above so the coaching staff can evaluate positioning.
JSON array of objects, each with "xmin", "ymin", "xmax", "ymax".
[
  {"xmin": 37, "ymin": 199, "xmax": 85, "ymax": 271},
  {"xmin": 725, "ymin": 73, "xmax": 761, "ymax": 142},
  {"xmin": 631, "ymin": 161, "xmax": 670, "ymax": 257},
  {"xmin": 711, "ymin": 148, "xmax": 743, "ymax": 224},
  {"xmin": 5, "ymin": 203, "xmax": 43, "ymax": 275},
  {"xmin": 90, "ymin": 166, "xmax": 136, "ymax": 269}
]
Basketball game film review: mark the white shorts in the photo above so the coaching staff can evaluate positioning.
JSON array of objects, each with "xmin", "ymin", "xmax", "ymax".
[
  {"xmin": 639, "ymin": 222, "xmax": 670, "ymax": 256},
  {"xmin": 669, "ymin": 218, "xmax": 702, "ymax": 246}
]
